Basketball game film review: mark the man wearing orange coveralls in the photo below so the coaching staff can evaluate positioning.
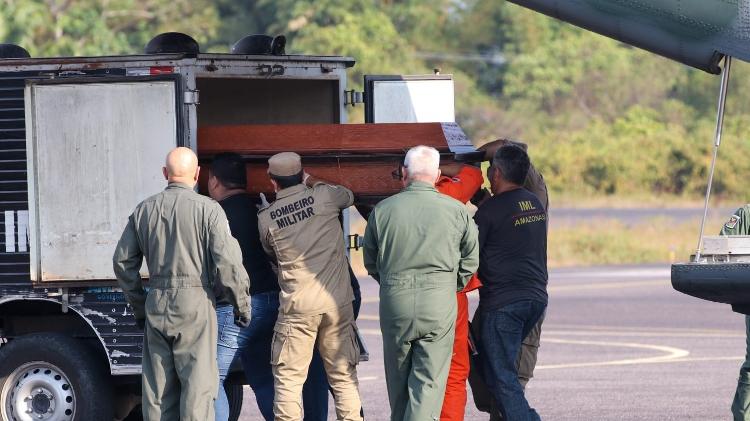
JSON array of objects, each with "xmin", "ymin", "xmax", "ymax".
[
  {"xmin": 433, "ymin": 161, "xmax": 484, "ymax": 421},
  {"xmin": 438, "ymin": 138, "xmax": 549, "ymax": 421}
]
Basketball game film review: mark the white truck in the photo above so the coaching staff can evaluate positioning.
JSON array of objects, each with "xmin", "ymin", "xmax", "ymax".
[{"xmin": 0, "ymin": 32, "xmax": 469, "ymax": 421}]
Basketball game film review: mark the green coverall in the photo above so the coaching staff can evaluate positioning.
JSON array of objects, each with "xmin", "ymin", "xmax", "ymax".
[
  {"xmin": 722, "ymin": 204, "xmax": 750, "ymax": 421},
  {"xmin": 113, "ymin": 182, "xmax": 250, "ymax": 421},
  {"xmin": 363, "ymin": 181, "xmax": 479, "ymax": 421}
]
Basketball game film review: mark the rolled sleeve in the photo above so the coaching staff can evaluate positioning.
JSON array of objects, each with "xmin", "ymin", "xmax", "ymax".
[
  {"xmin": 436, "ymin": 166, "xmax": 484, "ymax": 204},
  {"xmin": 316, "ymin": 183, "xmax": 354, "ymax": 209}
]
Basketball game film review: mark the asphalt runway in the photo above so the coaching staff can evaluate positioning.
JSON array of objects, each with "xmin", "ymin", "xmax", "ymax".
[{"xmin": 239, "ymin": 265, "xmax": 745, "ymax": 420}]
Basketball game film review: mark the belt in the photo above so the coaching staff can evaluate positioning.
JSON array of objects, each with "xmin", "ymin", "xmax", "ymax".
[
  {"xmin": 147, "ymin": 277, "xmax": 208, "ymax": 289},
  {"xmin": 380, "ymin": 273, "xmax": 456, "ymax": 288}
]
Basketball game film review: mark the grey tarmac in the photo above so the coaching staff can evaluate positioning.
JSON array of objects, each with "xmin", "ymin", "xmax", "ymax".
[{"xmin": 239, "ymin": 264, "xmax": 744, "ymax": 420}]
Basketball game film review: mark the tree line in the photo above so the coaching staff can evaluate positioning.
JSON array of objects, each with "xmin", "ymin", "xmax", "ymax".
[{"xmin": 2, "ymin": 0, "xmax": 748, "ymax": 198}]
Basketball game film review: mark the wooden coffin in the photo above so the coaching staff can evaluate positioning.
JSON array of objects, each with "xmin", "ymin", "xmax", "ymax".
[{"xmin": 196, "ymin": 122, "xmax": 479, "ymax": 200}]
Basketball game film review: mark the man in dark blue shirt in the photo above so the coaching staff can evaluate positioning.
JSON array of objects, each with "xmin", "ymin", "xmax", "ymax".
[
  {"xmin": 474, "ymin": 145, "xmax": 548, "ymax": 421},
  {"xmin": 208, "ymin": 153, "xmax": 328, "ymax": 421}
]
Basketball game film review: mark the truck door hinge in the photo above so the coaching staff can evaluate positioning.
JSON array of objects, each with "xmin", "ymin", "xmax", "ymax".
[
  {"xmin": 60, "ymin": 288, "xmax": 69, "ymax": 314},
  {"xmin": 184, "ymin": 90, "xmax": 200, "ymax": 105},
  {"xmin": 344, "ymin": 90, "xmax": 364, "ymax": 107}
]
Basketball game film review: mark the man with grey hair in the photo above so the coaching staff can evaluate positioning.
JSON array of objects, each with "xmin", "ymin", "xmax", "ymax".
[{"xmin": 363, "ymin": 145, "xmax": 479, "ymax": 421}]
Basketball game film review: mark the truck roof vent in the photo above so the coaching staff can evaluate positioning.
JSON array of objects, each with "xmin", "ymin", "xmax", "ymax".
[
  {"xmin": 231, "ymin": 35, "xmax": 286, "ymax": 55},
  {"xmin": 0, "ymin": 44, "xmax": 30, "ymax": 59},
  {"xmin": 145, "ymin": 32, "xmax": 199, "ymax": 56}
]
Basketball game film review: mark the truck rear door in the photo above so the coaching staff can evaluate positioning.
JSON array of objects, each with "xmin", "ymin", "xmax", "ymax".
[
  {"xmin": 363, "ymin": 74, "xmax": 476, "ymax": 157},
  {"xmin": 364, "ymin": 74, "xmax": 455, "ymax": 123},
  {"xmin": 25, "ymin": 75, "xmax": 182, "ymax": 284}
]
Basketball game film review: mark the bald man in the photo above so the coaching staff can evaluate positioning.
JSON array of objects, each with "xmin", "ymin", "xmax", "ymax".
[{"xmin": 114, "ymin": 147, "xmax": 251, "ymax": 421}]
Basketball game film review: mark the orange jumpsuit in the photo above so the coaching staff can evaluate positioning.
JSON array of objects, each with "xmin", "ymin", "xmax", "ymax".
[{"xmin": 436, "ymin": 165, "xmax": 484, "ymax": 421}]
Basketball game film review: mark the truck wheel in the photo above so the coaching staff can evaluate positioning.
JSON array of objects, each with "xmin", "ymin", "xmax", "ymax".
[
  {"xmin": 226, "ymin": 383, "xmax": 244, "ymax": 421},
  {"xmin": 0, "ymin": 333, "xmax": 113, "ymax": 421}
]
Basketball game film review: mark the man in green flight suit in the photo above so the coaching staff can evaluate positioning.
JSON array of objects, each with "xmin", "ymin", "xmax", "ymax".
[
  {"xmin": 113, "ymin": 147, "xmax": 251, "ymax": 421},
  {"xmin": 723, "ymin": 204, "xmax": 750, "ymax": 421},
  {"xmin": 363, "ymin": 145, "xmax": 479, "ymax": 421}
]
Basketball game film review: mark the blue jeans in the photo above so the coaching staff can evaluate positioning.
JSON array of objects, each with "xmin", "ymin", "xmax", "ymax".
[
  {"xmin": 480, "ymin": 300, "xmax": 546, "ymax": 421},
  {"xmin": 215, "ymin": 292, "xmax": 329, "ymax": 421}
]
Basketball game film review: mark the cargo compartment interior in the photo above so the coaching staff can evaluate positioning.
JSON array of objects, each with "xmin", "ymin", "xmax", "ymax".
[
  {"xmin": 196, "ymin": 77, "xmax": 339, "ymax": 126},
  {"xmin": 195, "ymin": 77, "xmax": 342, "ymax": 198}
]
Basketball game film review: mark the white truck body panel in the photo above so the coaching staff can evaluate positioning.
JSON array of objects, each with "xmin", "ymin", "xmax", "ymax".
[{"xmin": 25, "ymin": 80, "xmax": 178, "ymax": 281}]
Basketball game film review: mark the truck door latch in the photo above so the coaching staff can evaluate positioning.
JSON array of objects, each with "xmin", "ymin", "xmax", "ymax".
[
  {"xmin": 344, "ymin": 90, "xmax": 364, "ymax": 107},
  {"xmin": 184, "ymin": 90, "xmax": 200, "ymax": 105},
  {"xmin": 60, "ymin": 288, "xmax": 69, "ymax": 313}
]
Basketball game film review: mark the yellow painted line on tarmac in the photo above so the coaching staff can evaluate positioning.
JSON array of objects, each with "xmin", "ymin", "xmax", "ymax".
[
  {"xmin": 358, "ymin": 325, "xmax": 743, "ymax": 338},
  {"xmin": 361, "ymin": 279, "xmax": 665, "ymax": 304},
  {"xmin": 536, "ymin": 338, "xmax": 689, "ymax": 370},
  {"xmin": 669, "ymin": 356, "xmax": 743, "ymax": 363},
  {"xmin": 543, "ymin": 323, "xmax": 741, "ymax": 335},
  {"xmin": 358, "ymin": 327, "xmax": 741, "ymax": 369},
  {"xmin": 548, "ymin": 279, "xmax": 666, "ymax": 293},
  {"xmin": 360, "ymin": 328, "xmax": 382, "ymax": 336},
  {"xmin": 543, "ymin": 330, "xmax": 745, "ymax": 338},
  {"xmin": 358, "ymin": 314, "xmax": 379, "ymax": 321},
  {"xmin": 538, "ymin": 354, "xmax": 744, "ymax": 370}
]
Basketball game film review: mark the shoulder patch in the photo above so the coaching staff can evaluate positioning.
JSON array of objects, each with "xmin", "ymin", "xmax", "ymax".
[{"xmin": 725, "ymin": 215, "xmax": 740, "ymax": 229}]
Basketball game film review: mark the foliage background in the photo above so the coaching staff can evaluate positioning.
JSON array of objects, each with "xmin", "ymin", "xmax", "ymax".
[{"xmin": 2, "ymin": 0, "xmax": 749, "ymax": 201}]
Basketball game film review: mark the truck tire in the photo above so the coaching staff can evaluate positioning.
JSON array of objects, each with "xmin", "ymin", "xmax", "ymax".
[
  {"xmin": 226, "ymin": 383, "xmax": 244, "ymax": 421},
  {"xmin": 0, "ymin": 333, "xmax": 114, "ymax": 421}
]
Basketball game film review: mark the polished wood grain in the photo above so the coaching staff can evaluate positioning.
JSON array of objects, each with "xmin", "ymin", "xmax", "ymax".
[
  {"xmin": 197, "ymin": 123, "xmax": 467, "ymax": 199},
  {"xmin": 197, "ymin": 123, "xmax": 451, "ymax": 155}
]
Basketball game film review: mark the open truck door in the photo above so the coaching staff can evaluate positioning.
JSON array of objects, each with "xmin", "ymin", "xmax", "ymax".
[
  {"xmin": 25, "ymin": 75, "xmax": 182, "ymax": 284},
  {"xmin": 363, "ymin": 74, "xmax": 478, "ymax": 159},
  {"xmin": 0, "ymin": 74, "xmax": 185, "ymax": 421},
  {"xmin": 364, "ymin": 74, "xmax": 455, "ymax": 123}
]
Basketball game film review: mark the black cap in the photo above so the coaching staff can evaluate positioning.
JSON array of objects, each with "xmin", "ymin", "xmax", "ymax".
[
  {"xmin": 145, "ymin": 33, "xmax": 199, "ymax": 56},
  {"xmin": 231, "ymin": 35, "xmax": 286, "ymax": 55},
  {"xmin": 0, "ymin": 44, "xmax": 30, "ymax": 59}
]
